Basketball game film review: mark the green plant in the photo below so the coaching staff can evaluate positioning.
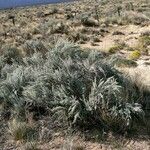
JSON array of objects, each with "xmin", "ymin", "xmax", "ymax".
[{"xmin": 128, "ymin": 50, "xmax": 141, "ymax": 60}]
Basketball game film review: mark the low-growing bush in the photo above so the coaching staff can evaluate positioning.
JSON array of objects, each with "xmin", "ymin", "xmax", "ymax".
[
  {"xmin": 23, "ymin": 40, "xmax": 48, "ymax": 56},
  {"xmin": 21, "ymin": 142, "xmax": 39, "ymax": 150},
  {"xmin": 138, "ymin": 35, "xmax": 150, "ymax": 55},
  {"xmin": 103, "ymin": 16, "xmax": 123, "ymax": 26},
  {"xmin": 51, "ymin": 22, "xmax": 69, "ymax": 34},
  {"xmin": 108, "ymin": 44, "xmax": 124, "ymax": 54},
  {"xmin": 122, "ymin": 11, "xmax": 150, "ymax": 25},
  {"xmin": 111, "ymin": 55, "xmax": 137, "ymax": 68},
  {"xmin": 0, "ymin": 40, "xmax": 145, "ymax": 133},
  {"xmin": 81, "ymin": 16, "xmax": 99, "ymax": 27},
  {"xmin": 1, "ymin": 47, "xmax": 23, "ymax": 65},
  {"xmin": 103, "ymin": 11, "xmax": 150, "ymax": 26}
]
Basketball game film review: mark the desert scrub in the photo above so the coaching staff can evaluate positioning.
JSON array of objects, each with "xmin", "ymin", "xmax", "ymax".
[
  {"xmin": 111, "ymin": 55, "xmax": 137, "ymax": 68},
  {"xmin": 69, "ymin": 32, "xmax": 90, "ymax": 43},
  {"xmin": 8, "ymin": 119, "xmax": 37, "ymax": 141},
  {"xmin": 81, "ymin": 15, "xmax": 99, "ymax": 27},
  {"xmin": 103, "ymin": 16, "xmax": 123, "ymax": 25},
  {"xmin": 1, "ymin": 47, "xmax": 23, "ymax": 65},
  {"xmin": 21, "ymin": 142, "xmax": 39, "ymax": 150},
  {"xmin": 139, "ymin": 36, "xmax": 150, "ymax": 46},
  {"xmin": 128, "ymin": 50, "xmax": 141, "ymax": 60},
  {"xmin": 23, "ymin": 40, "xmax": 48, "ymax": 56},
  {"xmin": 138, "ymin": 35, "xmax": 150, "ymax": 55},
  {"xmin": 38, "ymin": 19, "xmax": 69, "ymax": 35},
  {"xmin": 50, "ymin": 22, "xmax": 69, "ymax": 34},
  {"xmin": 104, "ymin": 11, "xmax": 150, "ymax": 26},
  {"xmin": 108, "ymin": 44, "xmax": 124, "ymax": 54},
  {"xmin": 0, "ymin": 40, "xmax": 145, "ymax": 133},
  {"xmin": 92, "ymin": 36, "xmax": 101, "ymax": 43},
  {"xmin": 121, "ymin": 11, "xmax": 150, "ymax": 25},
  {"xmin": 36, "ymin": 19, "xmax": 64, "ymax": 36}
]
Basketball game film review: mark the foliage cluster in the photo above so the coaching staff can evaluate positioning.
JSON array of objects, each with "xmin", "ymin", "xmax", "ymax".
[
  {"xmin": 0, "ymin": 40, "xmax": 144, "ymax": 133},
  {"xmin": 128, "ymin": 50, "xmax": 141, "ymax": 60}
]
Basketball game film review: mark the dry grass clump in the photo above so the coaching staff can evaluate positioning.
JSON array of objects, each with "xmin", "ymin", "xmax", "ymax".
[
  {"xmin": 111, "ymin": 55, "xmax": 137, "ymax": 68},
  {"xmin": 103, "ymin": 16, "xmax": 124, "ymax": 26},
  {"xmin": 81, "ymin": 16, "xmax": 99, "ymax": 27},
  {"xmin": 0, "ymin": 47, "xmax": 23, "ymax": 64},
  {"xmin": 138, "ymin": 35, "xmax": 150, "ymax": 55},
  {"xmin": 21, "ymin": 142, "xmax": 39, "ymax": 150},
  {"xmin": 108, "ymin": 44, "xmax": 124, "ymax": 54},
  {"xmin": 8, "ymin": 119, "xmax": 37, "ymax": 142},
  {"xmin": 122, "ymin": 11, "xmax": 150, "ymax": 25}
]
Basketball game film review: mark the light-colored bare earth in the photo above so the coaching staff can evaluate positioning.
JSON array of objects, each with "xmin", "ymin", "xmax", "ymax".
[
  {"xmin": 81, "ymin": 24, "xmax": 150, "ymax": 51},
  {"xmin": 81, "ymin": 24, "xmax": 150, "ymax": 90},
  {"xmin": 120, "ymin": 55, "xmax": 150, "ymax": 90}
]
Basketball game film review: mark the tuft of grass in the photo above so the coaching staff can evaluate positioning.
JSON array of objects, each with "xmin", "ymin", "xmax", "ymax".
[
  {"xmin": 140, "ymin": 35, "xmax": 150, "ymax": 46},
  {"xmin": 111, "ymin": 56, "xmax": 137, "ymax": 68},
  {"xmin": 138, "ymin": 35, "xmax": 150, "ymax": 55},
  {"xmin": 8, "ymin": 119, "xmax": 37, "ymax": 142},
  {"xmin": 121, "ymin": 11, "xmax": 150, "ymax": 25},
  {"xmin": 1, "ymin": 47, "xmax": 23, "ymax": 65},
  {"xmin": 128, "ymin": 50, "xmax": 141, "ymax": 60},
  {"xmin": 108, "ymin": 44, "xmax": 124, "ymax": 54},
  {"xmin": 81, "ymin": 16, "xmax": 99, "ymax": 27}
]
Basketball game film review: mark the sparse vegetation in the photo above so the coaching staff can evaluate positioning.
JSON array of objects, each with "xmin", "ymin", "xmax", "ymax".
[
  {"xmin": 138, "ymin": 35, "xmax": 150, "ymax": 54},
  {"xmin": 0, "ymin": 0, "xmax": 150, "ymax": 149},
  {"xmin": 111, "ymin": 55, "xmax": 138, "ymax": 67},
  {"xmin": 108, "ymin": 44, "xmax": 124, "ymax": 54}
]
